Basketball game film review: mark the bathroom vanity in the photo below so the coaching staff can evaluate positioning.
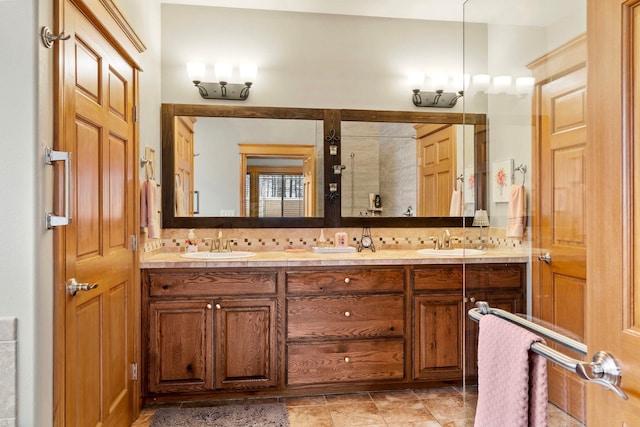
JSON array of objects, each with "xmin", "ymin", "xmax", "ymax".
[{"xmin": 140, "ymin": 251, "xmax": 525, "ymax": 403}]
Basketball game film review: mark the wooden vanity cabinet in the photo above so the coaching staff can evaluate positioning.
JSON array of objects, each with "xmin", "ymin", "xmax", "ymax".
[
  {"xmin": 412, "ymin": 265, "xmax": 465, "ymax": 381},
  {"xmin": 143, "ymin": 269, "xmax": 278, "ymax": 395},
  {"xmin": 411, "ymin": 263, "xmax": 526, "ymax": 382},
  {"xmin": 285, "ymin": 268, "xmax": 406, "ymax": 386}
]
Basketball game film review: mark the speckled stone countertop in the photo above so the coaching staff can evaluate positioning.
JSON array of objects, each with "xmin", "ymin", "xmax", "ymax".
[{"xmin": 140, "ymin": 248, "xmax": 530, "ymax": 269}]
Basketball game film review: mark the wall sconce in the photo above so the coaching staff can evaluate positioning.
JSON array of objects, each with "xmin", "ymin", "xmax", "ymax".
[
  {"xmin": 408, "ymin": 72, "xmax": 463, "ymax": 108},
  {"xmin": 187, "ymin": 62, "xmax": 257, "ymax": 100}
]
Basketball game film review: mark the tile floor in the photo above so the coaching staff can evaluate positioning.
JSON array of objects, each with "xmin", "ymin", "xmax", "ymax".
[{"xmin": 132, "ymin": 387, "xmax": 584, "ymax": 427}]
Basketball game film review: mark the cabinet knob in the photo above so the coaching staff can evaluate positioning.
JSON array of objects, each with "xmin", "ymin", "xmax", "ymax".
[
  {"xmin": 344, "ymin": 356, "xmax": 350, "ymax": 363},
  {"xmin": 215, "ymin": 303, "xmax": 221, "ymax": 310},
  {"xmin": 206, "ymin": 303, "xmax": 212, "ymax": 309},
  {"xmin": 344, "ymin": 277, "xmax": 350, "ymax": 284},
  {"xmin": 470, "ymin": 297, "xmax": 476, "ymax": 303},
  {"xmin": 344, "ymin": 311, "xmax": 351, "ymax": 317}
]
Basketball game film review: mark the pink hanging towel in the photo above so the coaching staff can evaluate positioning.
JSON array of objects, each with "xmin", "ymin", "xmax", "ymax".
[{"xmin": 474, "ymin": 315, "xmax": 548, "ymax": 427}]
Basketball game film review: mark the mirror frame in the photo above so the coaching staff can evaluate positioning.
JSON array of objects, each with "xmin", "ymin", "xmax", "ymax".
[{"xmin": 161, "ymin": 103, "xmax": 486, "ymax": 229}]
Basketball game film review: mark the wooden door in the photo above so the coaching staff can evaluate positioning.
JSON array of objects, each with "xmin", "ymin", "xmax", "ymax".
[
  {"xmin": 56, "ymin": 1, "xmax": 138, "ymax": 425},
  {"xmin": 416, "ymin": 124, "xmax": 456, "ymax": 216},
  {"xmin": 174, "ymin": 116, "xmax": 196, "ymax": 216},
  {"xmin": 586, "ymin": 0, "xmax": 640, "ymax": 423},
  {"xmin": 214, "ymin": 299, "xmax": 277, "ymax": 389},
  {"xmin": 529, "ymin": 36, "xmax": 587, "ymax": 422}
]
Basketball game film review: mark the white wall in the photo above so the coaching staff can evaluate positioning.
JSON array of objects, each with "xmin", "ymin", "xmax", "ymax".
[
  {"xmin": 161, "ymin": 5, "xmax": 488, "ymax": 111},
  {"xmin": 0, "ymin": 0, "xmax": 41, "ymax": 424}
]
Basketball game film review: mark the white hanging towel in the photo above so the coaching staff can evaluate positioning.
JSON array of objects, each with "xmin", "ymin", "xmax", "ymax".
[
  {"xmin": 140, "ymin": 179, "xmax": 160, "ymax": 238},
  {"xmin": 175, "ymin": 175, "xmax": 186, "ymax": 216},
  {"xmin": 449, "ymin": 189, "xmax": 463, "ymax": 216}
]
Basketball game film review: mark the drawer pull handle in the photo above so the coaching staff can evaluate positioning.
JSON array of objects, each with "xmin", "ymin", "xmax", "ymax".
[
  {"xmin": 344, "ymin": 357, "xmax": 350, "ymax": 363},
  {"xmin": 206, "ymin": 304, "xmax": 212, "ymax": 310},
  {"xmin": 344, "ymin": 277, "xmax": 350, "ymax": 284},
  {"xmin": 344, "ymin": 311, "xmax": 351, "ymax": 317},
  {"xmin": 215, "ymin": 303, "xmax": 221, "ymax": 310}
]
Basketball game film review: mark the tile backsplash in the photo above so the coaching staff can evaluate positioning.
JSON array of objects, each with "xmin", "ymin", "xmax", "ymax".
[
  {"xmin": 142, "ymin": 227, "xmax": 527, "ymax": 257},
  {"xmin": 0, "ymin": 318, "xmax": 16, "ymax": 427}
]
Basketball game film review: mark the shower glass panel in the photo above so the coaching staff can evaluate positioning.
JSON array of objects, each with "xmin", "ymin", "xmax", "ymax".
[{"xmin": 462, "ymin": 0, "xmax": 586, "ymax": 425}]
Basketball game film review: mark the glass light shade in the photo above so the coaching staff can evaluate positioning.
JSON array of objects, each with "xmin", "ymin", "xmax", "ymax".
[
  {"xmin": 429, "ymin": 73, "xmax": 449, "ymax": 90},
  {"xmin": 186, "ymin": 62, "xmax": 206, "ymax": 82},
  {"xmin": 452, "ymin": 73, "xmax": 470, "ymax": 91},
  {"xmin": 214, "ymin": 63, "xmax": 233, "ymax": 83},
  {"xmin": 472, "ymin": 74, "xmax": 491, "ymax": 92},
  {"xmin": 493, "ymin": 75, "xmax": 513, "ymax": 93},
  {"xmin": 472, "ymin": 209, "xmax": 489, "ymax": 227},
  {"xmin": 239, "ymin": 64, "xmax": 257, "ymax": 83},
  {"xmin": 408, "ymin": 72, "xmax": 425, "ymax": 91}
]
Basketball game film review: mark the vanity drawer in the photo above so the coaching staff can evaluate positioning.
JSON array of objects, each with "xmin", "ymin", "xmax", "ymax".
[
  {"xmin": 287, "ymin": 295, "xmax": 404, "ymax": 339},
  {"xmin": 465, "ymin": 264, "xmax": 525, "ymax": 289},
  {"xmin": 413, "ymin": 265, "xmax": 463, "ymax": 291},
  {"xmin": 287, "ymin": 339, "xmax": 404, "ymax": 385},
  {"xmin": 147, "ymin": 270, "xmax": 277, "ymax": 297},
  {"xmin": 286, "ymin": 268, "xmax": 404, "ymax": 294}
]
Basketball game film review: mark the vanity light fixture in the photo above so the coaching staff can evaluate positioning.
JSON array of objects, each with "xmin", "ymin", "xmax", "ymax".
[
  {"xmin": 408, "ymin": 72, "xmax": 463, "ymax": 108},
  {"xmin": 187, "ymin": 62, "xmax": 257, "ymax": 101}
]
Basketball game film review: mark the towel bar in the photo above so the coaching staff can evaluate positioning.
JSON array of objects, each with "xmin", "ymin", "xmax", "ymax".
[{"xmin": 468, "ymin": 301, "xmax": 628, "ymax": 400}]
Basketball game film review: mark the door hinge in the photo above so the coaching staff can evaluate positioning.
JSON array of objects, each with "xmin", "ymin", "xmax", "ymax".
[
  {"xmin": 131, "ymin": 363, "xmax": 138, "ymax": 380},
  {"xmin": 131, "ymin": 235, "xmax": 138, "ymax": 251},
  {"xmin": 132, "ymin": 105, "xmax": 138, "ymax": 123}
]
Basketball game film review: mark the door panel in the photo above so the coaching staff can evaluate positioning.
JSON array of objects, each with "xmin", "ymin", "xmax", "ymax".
[
  {"xmin": 531, "ymin": 40, "xmax": 587, "ymax": 422},
  {"xmin": 587, "ymin": 0, "xmax": 640, "ymax": 423},
  {"xmin": 61, "ymin": 1, "xmax": 137, "ymax": 425}
]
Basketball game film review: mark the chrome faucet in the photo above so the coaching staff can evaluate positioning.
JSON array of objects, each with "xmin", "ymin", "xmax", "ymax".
[{"xmin": 442, "ymin": 229, "xmax": 451, "ymax": 249}]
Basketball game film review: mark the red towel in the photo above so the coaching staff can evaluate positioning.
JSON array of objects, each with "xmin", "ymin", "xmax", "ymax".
[{"xmin": 474, "ymin": 315, "xmax": 548, "ymax": 427}]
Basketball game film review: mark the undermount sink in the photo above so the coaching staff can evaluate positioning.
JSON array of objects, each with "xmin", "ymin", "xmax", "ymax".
[
  {"xmin": 417, "ymin": 248, "xmax": 485, "ymax": 256},
  {"xmin": 180, "ymin": 251, "xmax": 256, "ymax": 260}
]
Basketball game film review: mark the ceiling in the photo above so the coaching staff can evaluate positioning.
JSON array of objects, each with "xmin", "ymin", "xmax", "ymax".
[{"xmin": 160, "ymin": 0, "xmax": 583, "ymax": 26}]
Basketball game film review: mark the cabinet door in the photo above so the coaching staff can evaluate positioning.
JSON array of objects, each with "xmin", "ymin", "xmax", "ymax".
[
  {"xmin": 148, "ymin": 300, "xmax": 213, "ymax": 393},
  {"xmin": 465, "ymin": 291, "xmax": 523, "ymax": 381},
  {"xmin": 413, "ymin": 294, "xmax": 464, "ymax": 380},
  {"xmin": 214, "ymin": 299, "xmax": 277, "ymax": 389}
]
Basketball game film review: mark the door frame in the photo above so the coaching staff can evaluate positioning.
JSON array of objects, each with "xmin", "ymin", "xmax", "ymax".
[{"xmin": 51, "ymin": 0, "xmax": 145, "ymax": 425}]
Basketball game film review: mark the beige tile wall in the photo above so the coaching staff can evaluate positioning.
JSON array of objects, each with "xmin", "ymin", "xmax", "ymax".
[{"xmin": 0, "ymin": 318, "xmax": 16, "ymax": 427}]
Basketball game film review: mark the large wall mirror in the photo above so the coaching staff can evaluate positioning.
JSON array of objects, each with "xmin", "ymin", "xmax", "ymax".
[{"xmin": 162, "ymin": 104, "xmax": 486, "ymax": 228}]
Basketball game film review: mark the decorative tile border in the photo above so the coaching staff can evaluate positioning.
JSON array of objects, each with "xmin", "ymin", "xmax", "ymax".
[{"xmin": 141, "ymin": 227, "xmax": 528, "ymax": 258}]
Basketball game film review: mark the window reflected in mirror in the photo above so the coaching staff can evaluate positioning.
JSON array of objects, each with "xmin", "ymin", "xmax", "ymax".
[{"xmin": 174, "ymin": 116, "xmax": 324, "ymax": 218}]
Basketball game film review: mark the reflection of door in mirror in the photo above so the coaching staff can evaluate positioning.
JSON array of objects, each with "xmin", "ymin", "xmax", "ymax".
[
  {"xmin": 416, "ymin": 124, "xmax": 457, "ymax": 216},
  {"xmin": 240, "ymin": 144, "xmax": 316, "ymax": 218},
  {"xmin": 174, "ymin": 116, "xmax": 197, "ymax": 216}
]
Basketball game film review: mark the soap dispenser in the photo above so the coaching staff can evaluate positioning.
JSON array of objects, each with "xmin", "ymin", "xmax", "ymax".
[{"xmin": 186, "ymin": 229, "xmax": 198, "ymax": 252}]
